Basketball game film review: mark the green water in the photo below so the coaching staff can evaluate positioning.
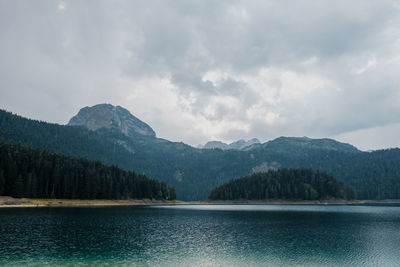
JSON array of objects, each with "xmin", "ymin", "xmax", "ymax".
[{"xmin": 1, "ymin": 205, "xmax": 400, "ymax": 266}]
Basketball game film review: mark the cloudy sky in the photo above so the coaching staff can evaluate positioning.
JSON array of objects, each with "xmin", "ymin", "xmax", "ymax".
[{"xmin": 1, "ymin": 0, "xmax": 400, "ymax": 150}]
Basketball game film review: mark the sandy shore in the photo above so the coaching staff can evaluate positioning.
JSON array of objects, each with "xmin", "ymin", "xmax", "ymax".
[
  {"xmin": 0, "ymin": 196, "xmax": 188, "ymax": 208},
  {"xmin": 1, "ymin": 196, "xmax": 400, "ymax": 208}
]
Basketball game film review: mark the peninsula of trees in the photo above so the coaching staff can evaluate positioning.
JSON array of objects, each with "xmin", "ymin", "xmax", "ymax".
[
  {"xmin": 208, "ymin": 169, "xmax": 355, "ymax": 200},
  {"xmin": 0, "ymin": 141, "xmax": 176, "ymax": 200}
]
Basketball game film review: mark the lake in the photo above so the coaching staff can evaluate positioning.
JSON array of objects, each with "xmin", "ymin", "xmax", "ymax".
[{"xmin": 1, "ymin": 204, "xmax": 400, "ymax": 266}]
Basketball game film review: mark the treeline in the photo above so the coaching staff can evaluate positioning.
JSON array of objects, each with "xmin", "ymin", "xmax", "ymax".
[
  {"xmin": 0, "ymin": 141, "xmax": 176, "ymax": 200},
  {"xmin": 209, "ymin": 168, "xmax": 355, "ymax": 200}
]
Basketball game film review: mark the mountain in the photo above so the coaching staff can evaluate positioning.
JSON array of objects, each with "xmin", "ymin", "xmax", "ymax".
[
  {"xmin": 230, "ymin": 138, "xmax": 260, "ymax": 150},
  {"xmin": 200, "ymin": 136, "xmax": 357, "ymax": 153},
  {"xmin": 263, "ymin": 136, "xmax": 360, "ymax": 153},
  {"xmin": 68, "ymin": 104, "xmax": 156, "ymax": 137},
  {"xmin": 1, "ymin": 105, "xmax": 400, "ymax": 201},
  {"xmin": 203, "ymin": 141, "xmax": 229, "ymax": 150},
  {"xmin": 208, "ymin": 168, "xmax": 355, "ymax": 200},
  {"xmin": 202, "ymin": 138, "xmax": 261, "ymax": 150}
]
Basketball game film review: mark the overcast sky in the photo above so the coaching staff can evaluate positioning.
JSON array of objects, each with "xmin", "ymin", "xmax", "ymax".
[{"xmin": 1, "ymin": 0, "xmax": 400, "ymax": 150}]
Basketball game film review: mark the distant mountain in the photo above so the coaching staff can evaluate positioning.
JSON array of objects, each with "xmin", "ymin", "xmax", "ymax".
[
  {"xmin": 263, "ymin": 136, "xmax": 360, "ymax": 154},
  {"xmin": 202, "ymin": 138, "xmax": 260, "ymax": 150},
  {"xmin": 1, "ymin": 105, "xmax": 400, "ymax": 201},
  {"xmin": 230, "ymin": 138, "xmax": 261, "ymax": 150},
  {"xmin": 68, "ymin": 104, "xmax": 156, "ymax": 137},
  {"xmin": 203, "ymin": 141, "xmax": 229, "ymax": 150},
  {"xmin": 200, "ymin": 136, "xmax": 357, "ymax": 153}
]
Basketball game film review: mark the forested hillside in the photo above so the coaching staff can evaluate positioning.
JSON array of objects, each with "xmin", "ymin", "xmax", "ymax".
[
  {"xmin": 209, "ymin": 169, "xmax": 355, "ymax": 200},
  {"xmin": 0, "ymin": 109, "xmax": 258, "ymax": 200},
  {"xmin": 0, "ymin": 141, "xmax": 176, "ymax": 200},
  {"xmin": 248, "ymin": 147, "xmax": 400, "ymax": 199},
  {"xmin": 1, "ymin": 108, "xmax": 400, "ymax": 200}
]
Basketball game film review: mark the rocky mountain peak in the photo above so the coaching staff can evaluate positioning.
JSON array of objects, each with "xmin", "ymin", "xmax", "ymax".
[
  {"xmin": 201, "ymin": 138, "xmax": 261, "ymax": 150},
  {"xmin": 68, "ymin": 103, "xmax": 156, "ymax": 137}
]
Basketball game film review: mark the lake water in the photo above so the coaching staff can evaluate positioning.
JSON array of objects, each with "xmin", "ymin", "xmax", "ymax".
[{"xmin": 1, "ymin": 205, "xmax": 400, "ymax": 266}]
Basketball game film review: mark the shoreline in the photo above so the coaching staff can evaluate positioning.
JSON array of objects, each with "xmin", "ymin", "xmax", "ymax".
[
  {"xmin": 0, "ymin": 197, "xmax": 188, "ymax": 208},
  {"xmin": 200, "ymin": 199, "xmax": 400, "ymax": 205},
  {"xmin": 1, "ymin": 197, "xmax": 400, "ymax": 208}
]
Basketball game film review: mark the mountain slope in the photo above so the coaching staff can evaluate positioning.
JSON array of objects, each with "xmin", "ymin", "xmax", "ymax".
[
  {"xmin": 0, "ymin": 140, "xmax": 175, "ymax": 200},
  {"xmin": 0, "ymin": 109, "xmax": 136, "ymax": 167},
  {"xmin": 263, "ymin": 136, "xmax": 360, "ymax": 154}
]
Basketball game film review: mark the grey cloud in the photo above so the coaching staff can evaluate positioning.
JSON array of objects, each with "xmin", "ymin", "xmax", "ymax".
[
  {"xmin": 0, "ymin": 0, "xmax": 400, "ymax": 149},
  {"xmin": 219, "ymin": 78, "xmax": 246, "ymax": 96}
]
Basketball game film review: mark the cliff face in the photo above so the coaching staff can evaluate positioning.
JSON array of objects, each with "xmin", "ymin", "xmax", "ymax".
[{"xmin": 68, "ymin": 103, "xmax": 156, "ymax": 137}]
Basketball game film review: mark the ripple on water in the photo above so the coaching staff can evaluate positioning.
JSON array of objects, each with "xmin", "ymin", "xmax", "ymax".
[{"xmin": 1, "ymin": 205, "xmax": 400, "ymax": 266}]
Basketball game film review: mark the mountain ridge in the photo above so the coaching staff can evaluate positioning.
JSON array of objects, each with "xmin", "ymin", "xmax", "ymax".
[
  {"xmin": 263, "ymin": 136, "xmax": 360, "ymax": 153},
  {"xmin": 200, "ymin": 138, "xmax": 261, "ymax": 151}
]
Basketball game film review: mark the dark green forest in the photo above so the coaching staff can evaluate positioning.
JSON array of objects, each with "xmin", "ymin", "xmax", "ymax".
[
  {"xmin": 209, "ymin": 169, "xmax": 355, "ymax": 200},
  {"xmin": 1, "ymin": 109, "xmax": 400, "ymax": 200},
  {"xmin": 0, "ymin": 141, "xmax": 176, "ymax": 200}
]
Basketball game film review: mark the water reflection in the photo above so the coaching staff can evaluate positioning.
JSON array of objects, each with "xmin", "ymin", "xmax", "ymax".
[{"xmin": 1, "ymin": 205, "xmax": 400, "ymax": 266}]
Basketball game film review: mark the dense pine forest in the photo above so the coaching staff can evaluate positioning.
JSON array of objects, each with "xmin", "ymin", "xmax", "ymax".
[
  {"xmin": 209, "ymin": 169, "xmax": 355, "ymax": 200},
  {"xmin": 0, "ymin": 141, "xmax": 176, "ymax": 200},
  {"xmin": 1, "ymin": 109, "xmax": 400, "ymax": 200}
]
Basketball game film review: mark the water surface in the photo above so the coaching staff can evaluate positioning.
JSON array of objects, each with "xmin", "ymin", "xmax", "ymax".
[{"xmin": 1, "ymin": 204, "xmax": 400, "ymax": 266}]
